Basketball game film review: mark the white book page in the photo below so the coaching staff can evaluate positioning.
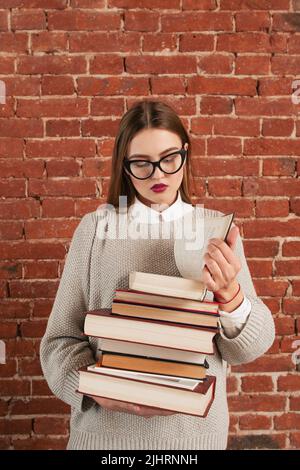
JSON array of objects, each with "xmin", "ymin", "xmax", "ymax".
[
  {"xmin": 174, "ymin": 214, "xmax": 234, "ymax": 281},
  {"xmin": 87, "ymin": 365, "xmax": 202, "ymax": 390}
]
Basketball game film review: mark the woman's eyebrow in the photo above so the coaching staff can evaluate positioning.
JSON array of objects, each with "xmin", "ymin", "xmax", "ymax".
[{"xmin": 128, "ymin": 147, "xmax": 179, "ymax": 160}]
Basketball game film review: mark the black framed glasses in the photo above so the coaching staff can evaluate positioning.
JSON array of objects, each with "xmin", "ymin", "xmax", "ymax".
[{"xmin": 123, "ymin": 147, "xmax": 187, "ymax": 180}]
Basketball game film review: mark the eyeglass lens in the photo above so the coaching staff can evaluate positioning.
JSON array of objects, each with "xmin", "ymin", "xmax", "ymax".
[{"xmin": 129, "ymin": 152, "xmax": 183, "ymax": 179}]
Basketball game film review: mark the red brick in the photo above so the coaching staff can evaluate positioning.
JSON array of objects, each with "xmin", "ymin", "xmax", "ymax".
[
  {"xmin": 262, "ymin": 119, "xmax": 294, "ymax": 136},
  {"xmin": 263, "ymin": 157, "xmax": 296, "ymax": 176},
  {"xmin": 291, "ymin": 198, "xmax": 300, "ymax": 216},
  {"xmin": 276, "ymin": 261, "xmax": 300, "ymax": 277},
  {"xmin": 41, "ymin": 76, "xmax": 74, "ymax": 95},
  {"xmin": 90, "ymin": 97, "xmax": 124, "ymax": 116},
  {"xmin": 28, "ymin": 180, "xmax": 96, "ymax": 199},
  {"xmin": 0, "ymin": 379, "xmax": 31, "ymax": 396},
  {"xmin": 31, "ymin": 32, "xmax": 68, "ymax": 52},
  {"xmin": 13, "ymin": 437, "xmax": 68, "ymax": 450},
  {"xmin": 189, "ymin": 76, "xmax": 257, "ymax": 96},
  {"xmin": 31, "ymin": 379, "xmax": 52, "ymax": 396},
  {"xmin": 125, "ymin": 10, "xmax": 159, "ymax": 31},
  {"xmin": 259, "ymin": 77, "xmax": 293, "ymax": 96},
  {"xmin": 151, "ymin": 77, "xmax": 186, "ymax": 96},
  {"xmin": 11, "ymin": 398, "xmax": 69, "ymax": 415},
  {"xmin": 290, "ymin": 396, "xmax": 300, "ymax": 411},
  {"xmin": 0, "ymin": 359, "xmax": 17, "ymax": 377},
  {"xmin": 127, "ymin": 55, "xmax": 197, "ymax": 74},
  {"xmin": 46, "ymin": 119, "xmax": 80, "ymax": 137},
  {"xmin": 46, "ymin": 159, "xmax": 80, "ymax": 177},
  {"xmin": 0, "ymin": 323, "xmax": 18, "ymax": 338},
  {"xmin": 0, "ymin": 199, "xmax": 40, "ymax": 220},
  {"xmin": 17, "ymin": 56, "xmax": 86, "ymax": 75},
  {"xmin": 226, "ymin": 375, "xmax": 238, "ymax": 393},
  {"xmin": 48, "ymin": 10, "xmax": 120, "ymax": 31},
  {"xmin": 291, "ymin": 280, "xmax": 300, "ymax": 296},
  {"xmin": 239, "ymin": 414, "xmax": 272, "ymax": 430},
  {"xmin": 277, "ymin": 374, "xmax": 300, "ymax": 391},
  {"xmin": 228, "ymin": 394, "xmax": 286, "ymax": 412},
  {"xmin": 0, "ymin": 262, "xmax": 22, "ymax": 279},
  {"xmin": 256, "ymin": 200, "xmax": 290, "ymax": 217},
  {"xmin": 255, "ymin": 279, "xmax": 289, "ymax": 297},
  {"xmin": 161, "ymin": 12, "xmax": 233, "ymax": 32},
  {"xmin": 283, "ymin": 298, "xmax": 300, "ymax": 316},
  {"xmin": 89, "ymin": 54, "xmax": 124, "ymax": 73},
  {"xmin": 18, "ymin": 358, "xmax": 43, "ymax": 377},
  {"xmin": 274, "ymin": 413, "xmax": 300, "ymax": 430},
  {"xmin": 6, "ymin": 339, "xmax": 36, "ymax": 358},
  {"xmin": 8, "ymin": 281, "xmax": 59, "ymax": 299},
  {"xmin": 2, "ymin": 77, "xmax": 40, "ymax": 97},
  {"xmin": 208, "ymin": 178, "xmax": 242, "ymax": 196},
  {"xmin": 235, "ymin": 55, "xmax": 270, "ymax": 75},
  {"xmin": 77, "ymin": 77, "xmax": 148, "ymax": 96},
  {"xmin": 243, "ymin": 218, "xmax": 300, "ymax": 237},
  {"xmin": 0, "ymin": 10, "xmax": 8, "ymax": 31},
  {"xmin": 0, "ymin": 242, "xmax": 65, "ymax": 260},
  {"xmin": 0, "ymin": 418, "xmax": 32, "ymax": 435},
  {"xmin": 0, "ymin": 159, "xmax": 44, "ymax": 178},
  {"xmin": 276, "ymin": 317, "xmax": 296, "ymax": 335},
  {"xmin": 25, "ymin": 139, "xmax": 95, "ymax": 158},
  {"xmin": 11, "ymin": 10, "xmax": 46, "ymax": 30},
  {"xmin": 235, "ymin": 12, "xmax": 270, "ymax": 31},
  {"xmin": 241, "ymin": 375, "xmax": 274, "ymax": 392},
  {"xmin": 220, "ymin": 0, "xmax": 289, "ymax": 9},
  {"xmin": 41, "ymin": 199, "xmax": 75, "ymax": 218},
  {"xmin": 69, "ymin": 31, "xmax": 140, "ymax": 52},
  {"xmin": 23, "ymin": 260, "xmax": 58, "ymax": 279},
  {"xmin": 214, "ymin": 117, "xmax": 260, "ymax": 136},
  {"xmin": 273, "ymin": 13, "xmax": 300, "ymax": 32},
  {"xmin": 17, "ymin": 98, "xmax": 88, "ymax": 118},
  {"xmin": 33, "ymin": 417, "xmax": 69, "ymax": 435},
  {"xmin": 83, "ymin": 158, "xmax": 111, "ymax": 177},
  {"xmin": 217, "ymin": 33, "xmax": 270, "ymax": 53},
  {"xmin": 201, "ymin": 96, "xmax": 233, "ymax": 115},
  {"xmin": 20, "ymin": 321, "xmax": 47, "ymax": 338},
  {"xmin": 236, "ymin": 98, "xmax": 296, "ymax": 116},
  {"xmin": 0, "ymin": 33, "xmax": 29, "ymax": 52},
  {"xmin": 199, "ymin": 54, "xmax": 233, "ymax": 74},
  {"xmin": 0, "ymin": 119, "xmax": 43, "ymax": 138},
  {"xmin": 232, "ymin": 355, "xmax": 295, "ymax": 373},
  {"xmin": 0, "ymin": 139, "xmax": 24, "ymax": 158},
  {"xmin": 179, "ymin": 33, "xmax": 214, "ymax": 51},
  {"xmin": 290, "ymin": 432, "xmax": 300, "ymax": 449}
]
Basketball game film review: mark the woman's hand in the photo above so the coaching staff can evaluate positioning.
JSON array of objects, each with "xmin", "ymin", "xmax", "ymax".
[
  {"xmin": 201, "ymin": 226, "xmax": 242, "ymax": 299},
  {"xmin": 87, "ymin": 395, "xmax": 176, "ymax": 419}
]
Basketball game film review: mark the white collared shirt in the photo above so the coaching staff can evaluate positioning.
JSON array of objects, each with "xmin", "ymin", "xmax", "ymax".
[
  {"xmin": 130, "ymin": 191, "xmax": 251, "ymax": 338},
  {"xmin": 130, "ymin": 190, "xmax": 193, "ymax": 224}
]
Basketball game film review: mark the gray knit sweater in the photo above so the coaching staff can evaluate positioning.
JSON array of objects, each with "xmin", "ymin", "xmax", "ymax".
[{"xmin": 40, "ymin": 204, "xmax": 275, "ymax": 450}]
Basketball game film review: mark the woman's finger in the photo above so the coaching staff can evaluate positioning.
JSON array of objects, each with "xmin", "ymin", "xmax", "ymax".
[{"xmin": 209, "ymin": 238, "xmax": 241, "ymax": 271}]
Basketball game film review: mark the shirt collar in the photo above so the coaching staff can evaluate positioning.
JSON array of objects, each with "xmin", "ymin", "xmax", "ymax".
[{"xmin": 129, "ymin": 190, "xmax": 194, "ymax": 224}]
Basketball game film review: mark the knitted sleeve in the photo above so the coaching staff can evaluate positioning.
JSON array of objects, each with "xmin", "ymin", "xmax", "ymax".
[
  {"xmin": 214, "ymin": 219, "xmax": 276, "ymax": 366},
  {"xmin": 39, "ymin": 212, "xmax": 97, "ymax": 412}
]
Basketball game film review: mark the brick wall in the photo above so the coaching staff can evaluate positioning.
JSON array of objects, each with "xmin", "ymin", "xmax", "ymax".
[{"xmin": 0, "ymin": 0, "xmax": 299, "ymax": 450}]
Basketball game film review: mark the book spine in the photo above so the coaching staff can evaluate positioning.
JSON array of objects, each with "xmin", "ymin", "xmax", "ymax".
[{"xmin": 99, "ymin": 350, "xmax": 207, "ymax": 367}]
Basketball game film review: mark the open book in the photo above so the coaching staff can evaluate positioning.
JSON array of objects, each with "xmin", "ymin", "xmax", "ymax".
[
  {"xmin": 174, "ymin": 212, "xmax": 234, "ymax": 281},
  {"xmin": 77, "ymin": 366, "xmax": 216, "ymax": 417}
]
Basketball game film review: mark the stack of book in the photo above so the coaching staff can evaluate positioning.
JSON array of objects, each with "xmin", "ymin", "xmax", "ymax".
[{"xmin": 77, "ymin": 271, "xmax": 221, "ymax": 417}]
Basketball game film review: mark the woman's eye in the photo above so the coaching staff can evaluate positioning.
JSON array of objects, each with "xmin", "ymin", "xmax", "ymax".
[{"xmin": 133, "ymin": 162, "xmax": 150, "ymax": 168}]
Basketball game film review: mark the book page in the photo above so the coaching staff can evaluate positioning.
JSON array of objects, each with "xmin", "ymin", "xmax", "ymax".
[
  {"xmin": 87, "ymin": 365, "xmax": 202, "ymax": 390},
  {"xmin": 174, "ymin": 213, "xmax": 234, "ymax": 281}
]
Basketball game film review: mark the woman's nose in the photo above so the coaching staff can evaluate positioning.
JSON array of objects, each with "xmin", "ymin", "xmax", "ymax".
[{"xmin": 152, "ymin": 164, "xmax": 165, "ymax": 178}]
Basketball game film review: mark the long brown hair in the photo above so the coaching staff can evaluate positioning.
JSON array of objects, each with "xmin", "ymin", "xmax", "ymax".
[{"xmin": 106, "ymin": 99, "xmax": 195, "ymax": 211}]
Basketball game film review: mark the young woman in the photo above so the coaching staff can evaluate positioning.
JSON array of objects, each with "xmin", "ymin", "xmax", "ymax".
[{"xmin": 40, "ymin": 100, "xmax": 275, "ymax": 450}]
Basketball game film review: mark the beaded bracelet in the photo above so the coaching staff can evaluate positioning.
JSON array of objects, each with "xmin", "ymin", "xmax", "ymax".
[{"xmin": 215, "ymin": 283, "xmax": 241, "ymax": 304}]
